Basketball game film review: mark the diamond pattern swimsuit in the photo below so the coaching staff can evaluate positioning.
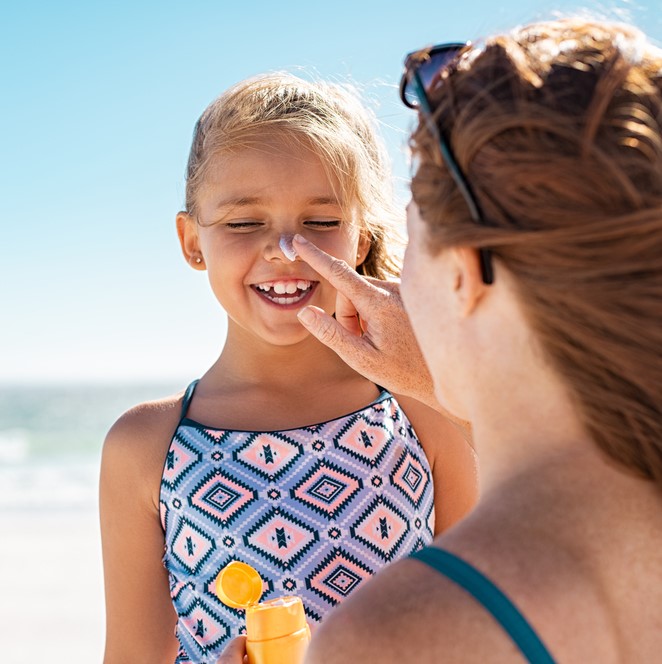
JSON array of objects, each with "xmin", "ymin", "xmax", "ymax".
[{"xmin": 160, "ymin": 381, "xmax": 435, "ymax": 663}]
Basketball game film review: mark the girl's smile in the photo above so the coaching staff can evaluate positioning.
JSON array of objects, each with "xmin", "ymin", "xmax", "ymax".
[{"xmin": 252, "ymin": 279, "xmax": 319, "ymax": 308}]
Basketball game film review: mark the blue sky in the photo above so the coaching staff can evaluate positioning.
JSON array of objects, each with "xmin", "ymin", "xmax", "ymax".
[{"xmin": 2, "ymin": 0, "xmax": 659, "ymax": 384}]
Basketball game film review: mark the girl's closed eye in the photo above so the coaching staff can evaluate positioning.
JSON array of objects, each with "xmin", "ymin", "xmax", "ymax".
[
  {"xmin": 304, "ymin": 219, "xmax": 342, "ymax": 229},
  {"xmin": 224, "ymin": 220, "xmax": 264, "ymax": 231}
]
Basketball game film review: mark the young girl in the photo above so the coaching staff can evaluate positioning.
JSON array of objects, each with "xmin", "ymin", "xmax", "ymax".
[{"xmin": 100, "ymin": 72, "xmax": 478, "ymax": 664}]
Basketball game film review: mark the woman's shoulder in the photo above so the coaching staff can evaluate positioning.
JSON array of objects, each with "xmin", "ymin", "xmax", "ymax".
[
  {"xmin": 307, "ymin": 525, "xmax": 620, "ymax": 664},
  {"xmin": 306, "ymin": 552, "xmax": 524, "ymax": 664}
]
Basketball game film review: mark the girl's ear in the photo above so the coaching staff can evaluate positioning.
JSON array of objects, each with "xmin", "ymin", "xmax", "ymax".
[
  {"xmin": 355, "ymin": 231, "xmax": 371, "ymax": 268},
  {"xmin": 176, "ymin": 212, "xmax": 206, "ymax": 270}
]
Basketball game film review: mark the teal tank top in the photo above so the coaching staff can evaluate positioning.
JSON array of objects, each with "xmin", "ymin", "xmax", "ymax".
[{"xmin": 410, "ymin": 547, "xmax": 556, "ymax": 663}]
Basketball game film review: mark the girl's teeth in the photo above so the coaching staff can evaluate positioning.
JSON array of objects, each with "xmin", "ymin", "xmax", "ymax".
[
  {"xmin": 270, "ymin": 281, "xmax": 308, "ymax": 294},
  {"xmin": 273, "ymin": 282, "xmax": 297, "ymax": 295},
  {"xmin": 255, "ymin": 280, "xmax": 312, "ymax": 301}
]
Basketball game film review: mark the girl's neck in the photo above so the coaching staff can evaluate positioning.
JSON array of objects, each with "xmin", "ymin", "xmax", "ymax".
[
  {"xmin": 186, "ymin": 327, "xmax": 381, "ymax": 431},
  {"xmin": 211, "ymin": 327, "xmax": 356, "ymax": 389}
]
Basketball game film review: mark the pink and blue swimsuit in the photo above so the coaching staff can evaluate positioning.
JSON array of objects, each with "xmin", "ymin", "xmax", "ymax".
[{"xmin": 160, "ymin": 381, "xmax": 435, "ymax": 663}]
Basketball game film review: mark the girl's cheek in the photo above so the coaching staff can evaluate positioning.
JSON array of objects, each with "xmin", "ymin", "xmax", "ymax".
[{"xmin": 306, "ymin": 230, "xmax": 359, "ymax": 260}]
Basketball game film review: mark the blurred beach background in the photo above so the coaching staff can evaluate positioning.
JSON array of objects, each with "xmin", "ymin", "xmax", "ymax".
[
  {"xmin": 2, "ymin": 0, "xmax": 660, "ymax": 661},
  {"xmin": 0, "ymin": 383, "xmax": 180, "ymax": 660}
]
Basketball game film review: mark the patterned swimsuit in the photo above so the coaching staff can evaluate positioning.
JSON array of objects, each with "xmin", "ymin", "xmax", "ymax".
[{"xmin": 160, "ymin": 381, "xmax": 435, "ymax": 663}]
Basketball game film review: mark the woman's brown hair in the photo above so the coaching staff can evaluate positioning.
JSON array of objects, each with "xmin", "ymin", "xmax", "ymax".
[{"xmin": 410, "ymin": 19, "xmax": 662, "ymax": 484}]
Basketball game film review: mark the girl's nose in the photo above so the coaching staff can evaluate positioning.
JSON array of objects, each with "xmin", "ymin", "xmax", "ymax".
[
  {"xmin": 265, "ymin": 232, "xmax": 298, "ymax": 262},
  {"xmin": 279, "ymin": 234, "xmax": 297, "ymax": 261}
]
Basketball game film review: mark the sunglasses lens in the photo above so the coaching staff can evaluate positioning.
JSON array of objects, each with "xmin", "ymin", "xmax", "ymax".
[
  {"xmin": 402, "ymin": 81, "xmax": 423, "ymax": 108},
  {"xmin": 403, "ymin": 45, "xmax": 464, "ymax": 107}
]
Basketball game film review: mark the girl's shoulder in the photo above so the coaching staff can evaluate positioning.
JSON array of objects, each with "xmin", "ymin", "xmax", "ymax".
[
  {"xmin": 105, "ymin": 390, "xmax": 184, "ymax": 449},
  {"xmin": 394, "ymin": 393, "xmax": 473, "ymax": 463},
  {"xmin": 101, "ymin": 389, "xmax": 186, "ymax": 493},
  {"xmin": 394, "ymin": 394, "xmax": 471, "ymax": 440}
]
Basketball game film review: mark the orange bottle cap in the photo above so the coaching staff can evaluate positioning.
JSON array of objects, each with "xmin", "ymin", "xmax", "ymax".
[{"xmin": 215, "ymin": 561, "xmax": 263, "ymax": 609}]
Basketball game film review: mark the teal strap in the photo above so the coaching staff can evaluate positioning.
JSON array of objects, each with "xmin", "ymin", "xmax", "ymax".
[
  {"xmin": 410, "ymin": 547, "xmax": 556, "ymax": 664},
  {"xmin": 180, "ymin": 379, "xmax": 200, "ymax": 419}
]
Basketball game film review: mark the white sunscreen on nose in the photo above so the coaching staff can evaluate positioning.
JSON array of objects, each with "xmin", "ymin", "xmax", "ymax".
[{"xmin": 279, "ymin": 234, "xmax": 297, "ymax": 261}]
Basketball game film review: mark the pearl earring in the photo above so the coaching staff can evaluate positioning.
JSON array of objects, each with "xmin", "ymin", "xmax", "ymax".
[{"xmin": 194, "ymin": 256, "xmax": 203, "ymax": 264}]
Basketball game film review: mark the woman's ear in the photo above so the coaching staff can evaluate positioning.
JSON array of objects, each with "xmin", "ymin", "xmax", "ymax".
[
  {"xmin": 452, "ymin": 247, "xmax": 489, "ymax": 316},
  {"xmin": 176, "ymin": 212, "xmax": 206, "ymax": 270}
]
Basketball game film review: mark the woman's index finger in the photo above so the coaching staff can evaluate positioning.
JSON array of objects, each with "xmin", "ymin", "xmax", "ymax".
[{"xmin": 292, "ymin": 235, "xmax": 376, "ymax": 303}]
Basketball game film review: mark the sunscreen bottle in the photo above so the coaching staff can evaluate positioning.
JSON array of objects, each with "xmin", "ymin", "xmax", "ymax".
[{"xmin": 216, "ymin": 561, "xmax": 311, "ymax": 664}]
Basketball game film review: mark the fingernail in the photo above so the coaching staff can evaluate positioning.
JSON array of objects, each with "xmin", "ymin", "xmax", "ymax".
[
  {"xmin": 297, "ymin": 307, "xmax": 315, "ymax": 326},
  {"xmin": 279, "ymin": 234, "xmax": 297, "ymax": 261},
  {"xmin": 293, "ymin": 234, "xmax": 308, "ymax": 245}
]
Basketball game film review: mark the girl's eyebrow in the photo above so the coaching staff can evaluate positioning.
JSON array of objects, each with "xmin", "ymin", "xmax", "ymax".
[
  {"xmin": 214, "ymin": 196, "xmax": 261, "ymax": 211},
  {"xmin": 306, "ymin": 196, "xmax": 342, "ymax": 207},
  {"xmin": 214, "ymin": 195, "xmax": 342, "ymax": 210}
]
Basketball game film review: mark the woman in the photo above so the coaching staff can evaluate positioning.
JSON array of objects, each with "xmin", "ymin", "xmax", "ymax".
[{"xmin": 222, "ymin": 17, "xmax": 662, "ymax": 663}]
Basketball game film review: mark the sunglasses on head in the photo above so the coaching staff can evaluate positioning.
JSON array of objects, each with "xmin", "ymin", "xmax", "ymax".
[{"xmin": 400, "ymin": 43, "xmax": 494, "ymax": 285}]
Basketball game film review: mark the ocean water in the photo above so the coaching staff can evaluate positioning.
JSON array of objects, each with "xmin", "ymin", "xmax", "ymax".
[
  {"xmin": 0, "ymin": 382, "xmax": 184, "ymax": 662},
  {"xmin": 0, "ymin": 382, "xmax": 182, "ymax": 510}
]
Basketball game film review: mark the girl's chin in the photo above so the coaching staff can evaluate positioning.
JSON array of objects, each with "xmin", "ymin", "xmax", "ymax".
[{"xmin": 254, "ymin": 324, "xmax": 318, "ymax": 348}]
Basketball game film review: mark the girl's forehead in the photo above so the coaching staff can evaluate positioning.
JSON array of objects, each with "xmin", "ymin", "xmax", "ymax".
[
  {"xmin": 209, "ymin": 140, "xmax": 327, "ymax": 173},
  {"xmin": 197, "ymin": 165, "xmax": 351, "ymax": 222},
  {"xmin": 217, "ymin": 129, "xmax": 320, "ymax": 161},
  {"xmin": 199, "ymin": 141, "xmax": 347, "ymax": 205}
]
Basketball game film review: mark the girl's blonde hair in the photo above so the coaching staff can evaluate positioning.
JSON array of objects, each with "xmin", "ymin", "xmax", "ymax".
[
  {"xmin": 184, "ymin": 73, "xmax": 403, "ymax": 279},
  {"xmin": 410, "ymin": 19, "xmax": 662, "ymax": 484}
]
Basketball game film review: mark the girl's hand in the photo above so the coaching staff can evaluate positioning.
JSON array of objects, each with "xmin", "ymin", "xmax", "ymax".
[
  {"xmin": 216, "ymin": 636, "xmax": 248, "ymax": 664},
  {"xmin": 293, "ymin": 234, "xmax": 438, "ymax": 411}
]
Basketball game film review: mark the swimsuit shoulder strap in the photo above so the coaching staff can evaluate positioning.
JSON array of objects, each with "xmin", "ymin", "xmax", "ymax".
[
  {"xmin": 180, "ymin": 379, "xmax": 200, "ymax": 420},
  {"xmin": 410, "ymin": 547, "xmax": 556, "ymax": 664}
]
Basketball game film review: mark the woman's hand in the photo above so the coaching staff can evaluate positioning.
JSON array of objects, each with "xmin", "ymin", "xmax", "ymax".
[
  {"xmin": 293, "ymin": 234, "xmax": 439, "ymax": 410},
  {"xmin": 216, "ymin": 636, "xmax": 248, "ymax": 664}
]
